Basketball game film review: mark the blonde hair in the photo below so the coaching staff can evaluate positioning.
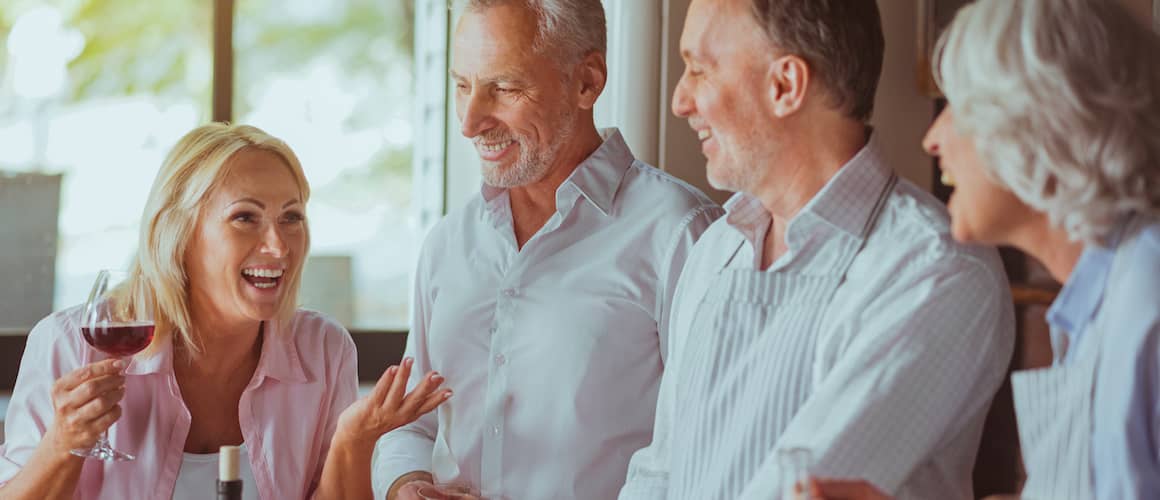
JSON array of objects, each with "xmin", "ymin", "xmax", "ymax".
[
  {"xmin": 934, "ymin": 0, "xmax": 1160, "ymax": 244},
  {"xmin": 124, "ymin": 123, "xmax": 311, "ymax": 356}
]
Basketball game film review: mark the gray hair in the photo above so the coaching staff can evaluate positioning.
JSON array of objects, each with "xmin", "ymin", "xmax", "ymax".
[
  {"xmin": 454, "ymin": 0, "xmax": 606, "ymax": 66},
  {"xmin": 935, "ymin": 0, "xmax": 1160, "ymax": 244}
]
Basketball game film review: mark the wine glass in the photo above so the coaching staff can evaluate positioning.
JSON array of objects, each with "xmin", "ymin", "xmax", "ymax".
[
  {"xmin": 72, "ymin": 269, "xmax": 155, "ymax": 461},
  {"xmin": 778, "ymin": 447, "xmax": 814, "ymax": 500}
]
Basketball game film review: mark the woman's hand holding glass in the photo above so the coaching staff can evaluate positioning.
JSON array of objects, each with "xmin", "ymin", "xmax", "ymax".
[
  {"xmin": 334, "ymin": 357, "xmax": 452, "ymax": 446},
  {"xmin": 46, "ymin": 359, "xmax": 126, "ymax": 456}
]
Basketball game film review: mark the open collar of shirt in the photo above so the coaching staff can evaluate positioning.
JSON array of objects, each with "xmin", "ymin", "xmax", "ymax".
[
  {"xmin": 479, "ymin": 128, "xmax": 633, "ymax": 231},
  {"xmin": 125, "ymin": 318, "xmax": 308, "ymax": 385},
  {"xmin": 721, "ymin": 134, "xmax": 894, "ymax": 270},
  {"xmin": 1046, "ymin": 220, "xmax": 1131, "ymax": 357}
]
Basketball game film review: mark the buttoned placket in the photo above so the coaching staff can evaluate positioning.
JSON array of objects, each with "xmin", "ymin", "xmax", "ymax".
[{"xmin": 479, "ymin": 186, "xmax": 578, "ymax": 495}]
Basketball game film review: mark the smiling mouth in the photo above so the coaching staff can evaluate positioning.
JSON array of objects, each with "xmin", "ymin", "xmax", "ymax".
[{"xmin": 241, "ymin": 268, "xmax": 284, "ymax": 290}]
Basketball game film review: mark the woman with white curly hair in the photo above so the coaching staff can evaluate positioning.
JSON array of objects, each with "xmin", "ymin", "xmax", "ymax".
[{"xmin": 805, "ymin": 0, "xmax": 1160, "ymax": 499}]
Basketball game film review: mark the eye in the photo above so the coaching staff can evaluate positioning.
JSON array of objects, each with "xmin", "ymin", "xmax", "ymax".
[
  {"xmin": 231, "ymin": 211, "xmax": 257, "ymax": 224},
  {"xmin": 281, "ymin": 211, "xmax": 305, "ymax": 224},
  {"xmin": 455, "ymin": 82, "xmax": 469, "ymax": 93}
]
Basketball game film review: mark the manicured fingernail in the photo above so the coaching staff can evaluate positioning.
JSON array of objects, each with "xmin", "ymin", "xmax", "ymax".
[
  {"xmin": 387, "ymin": 366, "xmax": 397, "ymax": 374},
  {"xmin": 112, "ymin": 360, "xmax": 125, "ymax": 369},
  {"xmin": 444, "ymin": 391, "xmax": 453, "ymax": 398},
  {"xmin": 405, "ymin": 357, "xmax": 414, "ymax": 366},
  {"xmin": 430, "ymin": 373, "xmax": 443, "ymax": 382}
]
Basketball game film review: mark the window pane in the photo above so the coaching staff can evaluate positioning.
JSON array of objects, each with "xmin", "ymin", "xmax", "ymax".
[
  {"xmin": 235, "ymin": 0, "xmax": 421, "ymax": 329},
  {"xmin": 0, "ymin": 1, "xmax": 211, "ymax": 329}
]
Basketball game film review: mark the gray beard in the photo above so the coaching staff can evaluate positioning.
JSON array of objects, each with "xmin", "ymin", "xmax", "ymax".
[{"xmin": 480, "ymin": 110, "xmax": 577, "ymax": 189}]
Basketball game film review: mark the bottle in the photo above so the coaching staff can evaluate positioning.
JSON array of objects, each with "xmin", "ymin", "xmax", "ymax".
[{"xmin": 217, "ymin": 445, "xmax": 243, "ymax": 500}]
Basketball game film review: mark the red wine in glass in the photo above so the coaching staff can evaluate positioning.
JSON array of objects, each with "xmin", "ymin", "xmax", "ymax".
[
  {"xmin": 81, "ymin": 323, "xmax": 155, "ymax": 357},
  {"xmin": 73, "ymin": 269, "xmax": 153, "ymax": 462}
]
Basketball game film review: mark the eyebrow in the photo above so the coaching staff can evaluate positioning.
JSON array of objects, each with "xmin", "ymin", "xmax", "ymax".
[
  {"xmin": 227, "ymin": 198, "xmax": 301, "ymax": 210},
  {"xmin": 448, "ymin": 69, "xmax": 529, "ymax": 87}
]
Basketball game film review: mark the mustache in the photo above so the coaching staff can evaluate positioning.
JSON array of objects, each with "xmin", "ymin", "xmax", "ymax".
[{"xmin": 474, "ymin": 129, "xmax": 518, "ymax": 144}]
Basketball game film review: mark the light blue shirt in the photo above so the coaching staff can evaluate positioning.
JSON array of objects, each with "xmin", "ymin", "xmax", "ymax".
[{"xmin": 1046, "ymin": 218, "xmax": 1160, "ymax": 500}]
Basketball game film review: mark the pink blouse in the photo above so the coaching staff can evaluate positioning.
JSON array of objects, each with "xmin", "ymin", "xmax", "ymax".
[{"xmin": 0, "ymin": 307, "xmax": 358, "ymax": 499}]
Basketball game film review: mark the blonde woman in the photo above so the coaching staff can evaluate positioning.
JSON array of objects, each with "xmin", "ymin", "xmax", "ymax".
[
  {"xmin": 0, "ymin": 123, "xmax": 450, "ymax": 499},
  {"xmin": 808, "ymin": 0, "xmax": 1160, "ymax": 499}
]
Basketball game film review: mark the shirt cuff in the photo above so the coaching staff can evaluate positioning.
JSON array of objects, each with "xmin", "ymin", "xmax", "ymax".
[{"xmin": 372, "ymin": 431, "xmax": 435, "ymax": 500}]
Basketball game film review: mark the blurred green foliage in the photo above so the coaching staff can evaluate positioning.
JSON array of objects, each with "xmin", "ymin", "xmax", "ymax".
[{"xmin": 0, "ymin": 0, "xmax": 417, "ymax": 207}]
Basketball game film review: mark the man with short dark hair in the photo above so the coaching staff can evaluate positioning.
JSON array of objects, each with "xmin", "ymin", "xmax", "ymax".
[{"xmin": 618, "ymin": 1, "xmax": 1015, "ymax": 499}]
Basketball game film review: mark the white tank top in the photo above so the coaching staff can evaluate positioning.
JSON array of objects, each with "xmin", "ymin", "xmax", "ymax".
[{"xmin": 171, "ymin": 444, "xmax": 259, "ymax": 500}]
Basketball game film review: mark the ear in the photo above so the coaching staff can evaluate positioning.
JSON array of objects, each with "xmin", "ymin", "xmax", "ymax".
[
  {"xmin": 574, "ymin": 51, "xmax": 607, "ymax": 110},
  {"xmin": 767, "ymin": 55, "xmax": 810, "ymax": 118}
]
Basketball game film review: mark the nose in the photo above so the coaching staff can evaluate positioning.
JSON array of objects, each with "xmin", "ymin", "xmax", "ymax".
[
  {"xmin": 671, "ymin": 70, "xmax": 694, "ymax": 118},
  {"xmin": 923, "ymin": 108, "xmax": 949, "ymax": 156},
  {"xmin": 260, "ymin": 223, "xmax": 288, "ymax": 258},
  {"xmin": 459, "ymin": 88, "xmax": 496, "ymax": 139}
]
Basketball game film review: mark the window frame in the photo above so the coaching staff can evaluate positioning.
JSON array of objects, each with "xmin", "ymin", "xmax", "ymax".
[{"xmin": 1, "ymin": 0, "xmax": 453, "ymax": 387}]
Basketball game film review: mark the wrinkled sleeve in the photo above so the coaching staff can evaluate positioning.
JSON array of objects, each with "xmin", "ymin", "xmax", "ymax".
[
  {"xmin": 371, "ymin": 237, "xmax": 439, "ymax": 499},
  {"xmin": 620, "ymin": 215, "xmax": 722, "ymax": 500},
  {"xmin": 0, "ymin": 312, "xmax": 87, "ymax": 486},
  {"xmin": 308, "ymin": 324, "xmax": 359, "ymax": 496},
  {"xmin": 738, "ymin": 256, "xmax": 1015, "ymax": 499}
]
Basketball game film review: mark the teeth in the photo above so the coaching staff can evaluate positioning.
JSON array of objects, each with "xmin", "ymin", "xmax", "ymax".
[
  {"xmin": 252, "ymin": 282, "xmax": 277, "ymax": 289},
  {"xmin": 940, "ymin": 171, "xmax": 956, "ymax": 187},
  {"xmin": 697, "ymin": 129, "xmax": 711, "ymax": 140},
  {"xmin": 243, "ymin": 268, "xmax": 284, "ymax": 278},
  {"xmin": 478, "ymin": 141, "xmax": 513, "ymax": 153}
]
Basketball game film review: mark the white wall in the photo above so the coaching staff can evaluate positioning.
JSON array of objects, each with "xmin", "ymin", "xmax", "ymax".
[{"xmin": 872, "ymin": 0, "xmax": 934, "ymax": 189}]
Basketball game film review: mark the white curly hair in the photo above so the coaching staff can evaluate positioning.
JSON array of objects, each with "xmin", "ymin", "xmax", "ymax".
[{"xmin": 934, "ymin": 0, "xmax": 1160, "ymax": 245}]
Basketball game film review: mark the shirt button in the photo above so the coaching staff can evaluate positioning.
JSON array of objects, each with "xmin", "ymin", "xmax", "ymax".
[
  {"xmin": 502, "ymin": 288, "xmax": 519, "ymax": 297},
  {"xmin": 491, "ymin": 425, "xmax": 501, "ymax": 436},
  {"xmin": 495, "ymin": 354, "xmax": 506, "ymax": 366}
]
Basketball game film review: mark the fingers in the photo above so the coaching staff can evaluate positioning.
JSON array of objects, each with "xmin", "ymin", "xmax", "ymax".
[
  {"xmin": 70, "ymin": 385, "xmax": 125, "ymax": 424},
  {"xmin": 399, "ymin": 371, "xmax": 443, "ymax": 414},
  {"xmin": 370, "ymin": 364, "xmax": 399, "ymax": 403},
  {"xmin": 385, "ymin": 357, "xmax": 413, "ymax": 409},
  {"xmin": 83, "ymin": 404, "xmax": 123, "ymax": 442},
  {"xmin": 54, "ymin": 359, "xmax": 124, "ymax": 394},
  {"xmin": 64, "ymin": 403, "xmax": 122, "ymax": 449},
  {"xmin": 55, "ymin": 371, "xmax": 126, "ymax": 415},
  {"xmin": 414, "ymin": 388, "xmax": 452, "ymax": 416}
]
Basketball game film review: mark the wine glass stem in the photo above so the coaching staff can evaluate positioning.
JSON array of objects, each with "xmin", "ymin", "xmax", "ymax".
[{"xmin": 96, "ymin": 429, "xmax": 111, "ymax": 451}]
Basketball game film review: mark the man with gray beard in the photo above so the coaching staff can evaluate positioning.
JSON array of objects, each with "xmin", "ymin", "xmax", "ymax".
[{"xmin": 371, "ymin": 1, "xmax": 722, "ymax": 499}]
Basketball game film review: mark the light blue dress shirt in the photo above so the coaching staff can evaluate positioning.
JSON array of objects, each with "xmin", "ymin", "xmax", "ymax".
[{"xmin": 1046, "ymin": 218, "xmax": 1160, "ymax": 500}]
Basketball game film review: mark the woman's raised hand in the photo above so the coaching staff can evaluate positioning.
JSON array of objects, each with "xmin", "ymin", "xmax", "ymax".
[
  {"xmin": 46, "ymin": 359, "xmax": 126, "ymax": 454},
  {"xmin": 335, "ymin": 357, "xmax": 452, "ymax": 445}
]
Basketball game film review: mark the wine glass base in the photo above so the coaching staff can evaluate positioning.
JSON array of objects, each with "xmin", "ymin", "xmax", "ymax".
[{"xmin": 70, "ymin": 446, "xmax": 135, "ymax": 462}]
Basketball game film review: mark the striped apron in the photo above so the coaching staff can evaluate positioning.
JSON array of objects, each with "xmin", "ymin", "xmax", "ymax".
[
  {"xmin": 1012, "ymin": 217, "xmax": 1143, "ymax": 500},
  {"xmin": 669, "ymin": 175, "xmax": 896, "ymax": 500}
]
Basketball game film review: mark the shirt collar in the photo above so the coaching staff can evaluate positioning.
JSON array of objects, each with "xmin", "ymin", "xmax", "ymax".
[
  {"xmin": 1045, "ymin": 220, "xmax": 1132, "ymax": 335},
  {"xmin": 480, "ymin": 128, "xmax": 633, "ymax": 217},
  {"xmin": 126, "ymin": 319, "xmax": 308, "ymax": 384},
  {"xmin": 722, "ymin": 133, "xmax": 893, "ymax": 255},
  {"xmin": 796, "ymin": 134, "xmax": 894, "ymax": 238}
]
